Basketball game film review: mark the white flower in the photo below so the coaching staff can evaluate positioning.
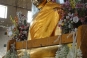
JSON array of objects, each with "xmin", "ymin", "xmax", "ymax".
[
  {"xmin": 66, "ymin": 16, "xmax": 70, "ymax": 19},
  {"xmin": 64, "ymin": 19, "xmax": 66, "ymax": 22},
  {"xmin": 58, "ymin": 20, "xmax": 63, "ymax": 25},
  {"xmin": 73, "ymin": 16, "xmax": 79, "ymax": 23},
  {"xmin": 68, "ymin": 12, "xmax": 73, "ymax": 17},
  {"xmin": 55, "ymin": 45, "xmax": 69, "ymax": 58},
  {"xmin": 77, "ymin": 49, "xmax": 82, "ymax": 57},
  {"xmin": 70, "ymin": 18, "xmax": 73, "ymax": 20},
  {"xmin": 21, "ymin": 50, "xmax": 30, "ymax": 58}
]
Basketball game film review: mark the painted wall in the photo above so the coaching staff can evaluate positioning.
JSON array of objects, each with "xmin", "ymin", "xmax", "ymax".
[
  {"xmin": 0, "ymin": 0, "xmax": 31, "ymax": 27},
  {"xmin": 0, "ymin": 0, "xmax": 32, "ymax": 57},
  {"xmin": 0, "ymin": 27, "xmax": 10, "ymax": 58}
]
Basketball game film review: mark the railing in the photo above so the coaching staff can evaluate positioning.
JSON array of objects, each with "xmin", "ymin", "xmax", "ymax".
[{"xmin": 7, "ymin": 25, "xmax": 83, "ymax": 50}]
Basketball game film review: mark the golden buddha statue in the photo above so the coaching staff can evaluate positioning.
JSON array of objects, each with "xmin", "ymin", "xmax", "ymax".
[{"xmin": 28, "ymin": 0, "xmax": 63, "ymax": 40}]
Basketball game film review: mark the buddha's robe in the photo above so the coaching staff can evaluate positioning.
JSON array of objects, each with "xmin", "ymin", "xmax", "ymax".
[{"xmin": 29, "ymin": 2, "xmax": 61, "ymax": 40}]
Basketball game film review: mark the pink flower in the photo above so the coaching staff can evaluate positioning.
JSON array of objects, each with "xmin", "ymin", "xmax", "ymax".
[
  {"xmin": 63, "ymin": 0, "xmax": 71, "ymax": 8},
  {"xmin": 76, "ymin": 3, "xmax": 84, "ymax": 8}
]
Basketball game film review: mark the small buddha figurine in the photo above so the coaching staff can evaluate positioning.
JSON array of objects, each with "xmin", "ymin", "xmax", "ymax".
[{"xmin": 28, "ymin": 0, "xmax": 63, "ymax": 40}]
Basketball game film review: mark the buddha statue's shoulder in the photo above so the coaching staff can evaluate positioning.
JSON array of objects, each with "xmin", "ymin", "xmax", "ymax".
[{"xmin": 42, "ymin": 2, "xmax": 62, "ymax": 10}]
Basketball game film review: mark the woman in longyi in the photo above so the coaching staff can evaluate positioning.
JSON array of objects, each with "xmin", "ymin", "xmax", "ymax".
[{"xmin": 28, "ymin": 0, "xmax": 63, "ymax": 40}]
